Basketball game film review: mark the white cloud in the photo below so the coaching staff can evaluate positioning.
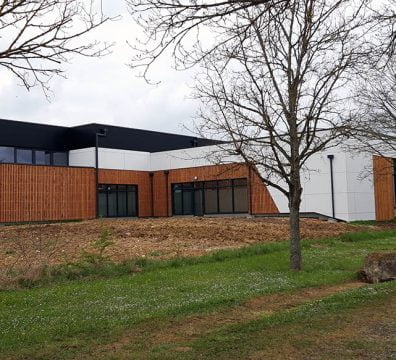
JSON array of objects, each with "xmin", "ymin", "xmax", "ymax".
[{"xmin": 0, "ymin": 1, "xmax": 199, "ymax": 135}]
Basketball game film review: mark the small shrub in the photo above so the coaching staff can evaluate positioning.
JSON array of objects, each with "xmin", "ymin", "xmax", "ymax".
[{"xmin": 80, "ymin": 227, "xmax": 113, "ymax": 266}]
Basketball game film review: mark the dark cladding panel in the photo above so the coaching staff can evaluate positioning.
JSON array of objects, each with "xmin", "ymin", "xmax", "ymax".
[
  {"xmin": 67, "ymin": 123, "xmax": 219, "ymax": 152},
  {"xmin": 0, "ymin": 119, "xmax": 69, "ymax": 151},
  {"xmin": 0, "ymin": 119, "xmax": 219, "ymax": 153}
]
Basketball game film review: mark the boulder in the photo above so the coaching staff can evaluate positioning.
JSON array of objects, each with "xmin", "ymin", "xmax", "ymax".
[{"xmin": 358, "ymin": 252, "xmax": 396, "ymax": 283}]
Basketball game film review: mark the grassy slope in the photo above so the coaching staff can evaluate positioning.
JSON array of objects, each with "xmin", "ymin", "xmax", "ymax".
[
  {"xmin": 153, "ymin": 282, "xmax": 396, "ymax": 360},
  {"xmin": 0, "ymin": 231, "xmax": 395, "ymax": 359}
]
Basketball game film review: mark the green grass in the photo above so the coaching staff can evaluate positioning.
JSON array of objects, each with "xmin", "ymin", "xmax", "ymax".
[
  {"xmin": 350, "ymin": 219, "xmax": 396, "ymax": 226},
  {"xmin": 0, "ymin": 231, "xmax": 395, "ymax": 358},
  {"xmin": 7, "ymin": 230, "xmax": 396, "ymax": 289},
  {"xmin": 154, "ymin": 282, "xmax": 396, "ymax": 360}
]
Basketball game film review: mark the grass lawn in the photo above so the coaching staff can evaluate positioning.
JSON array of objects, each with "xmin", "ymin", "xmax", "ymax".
[{"xmin": 0, "ymin": 230, "xmax": 395, "ymax": 359}]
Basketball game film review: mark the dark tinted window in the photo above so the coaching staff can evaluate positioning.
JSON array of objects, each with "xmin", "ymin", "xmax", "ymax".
[
  {"xmin": 234, "ymin": 186, "xmax": 248, "ymax": 213},
  {"xmin": 182, "ymin": 190, "xmax": 194, "ymax": 215},
  {"xmin": 98, "ymin": 184, "xmax": 138, "ymax": 218},
  {"xmin": 219, "ymin": 185, "xmax": 233, "ymax": 213},
  {"xmin": 0, "ymin": 146, "xmax": 14, "ymax": 163},
  {"xmin": 204, "ymin": 187, "xmax": 218, "ymax": 213},
  {"xmin": 53, "ymin": 152, "xmax": 68, "ymax": 166},
  {"xmin": 16, "ymin": 149, "xmax": 33, "ymax": 164},
  {"xmin": 173, "ymin": 188, "xmax": 183, "ymax": 215},
  {"xmin": 98, "ymin": 193, "xmax": 108, "ymax": 217},
  {"xmin": 35, "ymin": 150, "xmax": 51, "ymax": 165},
  {"xmin": 118, "ymin": 191, "xmax": 128, "ymax": 217},
  {"xmin": 108, "ymin": 191, "xmax": 117, "ymax": 217},
  {"xmin": 172, "ymin": 178, "xmax": 248, "ymax": 216}
]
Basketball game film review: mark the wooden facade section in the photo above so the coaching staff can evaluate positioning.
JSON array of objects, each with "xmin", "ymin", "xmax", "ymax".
[
  {"xmin": 249, "ymin": 168, "xmax": 279, "ymax": 215},
  {"xmin": 0, "ymin": 164, "xmax": 95, "ymax": 223},
  {"xmin": 373, "ymin": 156, "xmax": 395, "ymax": 221},
  {"xmin": 0, "ymin": 163, "xmax": 279, "ymax": 223}
]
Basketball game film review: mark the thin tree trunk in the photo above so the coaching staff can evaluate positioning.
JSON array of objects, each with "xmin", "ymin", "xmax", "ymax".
[{"xmin": 289, "ymin": 176, "xmax": 302, "ymax": 271}]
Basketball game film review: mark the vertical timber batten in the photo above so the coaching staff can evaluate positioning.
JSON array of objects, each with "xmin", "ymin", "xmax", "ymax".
[
  {"xmin": 0, "ymin": 164, "xmax": 96, "ymax": 223},
  {"xmin": 373, "ymin": 156, "xmax": 395, "ymax": 221}
]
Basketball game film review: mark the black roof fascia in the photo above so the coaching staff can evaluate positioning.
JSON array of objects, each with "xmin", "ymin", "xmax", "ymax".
[
  {"xmin": 0, "ymin": 119, "xmax": 219, "ymax": 152},
  {"xmin": 0, "ymin": 118, "xmax": 69, "ymax": 151},
  {"xmin": 67, "ymin": 123, "xmax": 218, "ymax": 152}
]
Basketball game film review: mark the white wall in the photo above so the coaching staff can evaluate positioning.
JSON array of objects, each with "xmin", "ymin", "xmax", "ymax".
[
  {"xmin": 265, "ymin": 146, "xmax": 376, "ymax": 221},
  {"xmin": 69, "ymin": 147, "xmax": 152, "ymax": 171},
  {"xmin": 69, "ymin": 146, "xmax": 235, "ymax": 171},
  {"xmin": 69, "ymin": 148, "xmax": 95, "ymax": 167},
  {"xmin": 344, "ymin": 152, "xmax": 375, "ymax": 221}
]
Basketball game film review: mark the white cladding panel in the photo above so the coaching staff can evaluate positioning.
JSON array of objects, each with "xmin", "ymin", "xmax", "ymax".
[
  {"xmin": 69, "ymin": 148, "xmax": 95, "ymax": 167},
  {"xmin": 264, "ymin": 146, "xmax": 376, "ymax": 221},
  {"xmin": 69, "ymin": 148, "xmax": 152, "ymax": 171}
]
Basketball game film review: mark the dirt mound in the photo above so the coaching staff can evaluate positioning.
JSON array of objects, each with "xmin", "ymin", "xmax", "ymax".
[{"xmin": 0, "ymin": 217, "xmax": 369, "ymax": 271}]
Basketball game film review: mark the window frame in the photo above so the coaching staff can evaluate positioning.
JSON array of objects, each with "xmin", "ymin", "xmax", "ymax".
[
  {"xmin": 98, "ymin": 184, "xmax": 139, "ymax": 218},
  {"xmin": 172, "ymin": 178, "xmax": 248, "ymax": 216},
  {"xmin": 0, "ymin": 146, "xmax": 69, "ymax": 167}
]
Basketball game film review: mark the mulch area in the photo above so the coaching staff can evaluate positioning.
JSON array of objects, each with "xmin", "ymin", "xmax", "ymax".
[{"xmin": 0, "ymin": 217, "xmax": 375, "ymax": 270}]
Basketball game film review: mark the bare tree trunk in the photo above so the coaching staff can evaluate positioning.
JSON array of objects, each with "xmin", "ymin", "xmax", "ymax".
[{"xmin": 289, "ymin": 172, "xmax": 302, "ymax": 271}]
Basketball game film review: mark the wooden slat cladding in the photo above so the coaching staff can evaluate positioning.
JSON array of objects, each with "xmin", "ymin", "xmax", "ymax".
[
  {"xmin": 249, "ymin": 168, "xmax": 279, "ymax": 214},
  {"xmin": 152, "ymin": 163, "xmax": 279, "ymax": 216},
  {"xmin": 0, "ymin": 164, "xmax": 95, "ymax": 223},
  {"xmin": 373, "ymin": 156, "xmax": 395, "ymax": 221},
  {"xmin": 98, "ymin": 169, "xmax": 151, "ymax": 217},
  {"xmin": 0, "ymin": 163, "xmax": 280, "ymax": 223}
]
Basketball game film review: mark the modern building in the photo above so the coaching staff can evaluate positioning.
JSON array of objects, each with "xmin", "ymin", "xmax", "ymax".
[{"xmin": 0, "ymin": 118, "xmax": 394, "ymax": 223}]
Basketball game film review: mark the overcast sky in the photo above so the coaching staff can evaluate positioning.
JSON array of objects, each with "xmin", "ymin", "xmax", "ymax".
[{"xmin": 0, "ymin": 1, "xmax": 198, "ymax": 135}]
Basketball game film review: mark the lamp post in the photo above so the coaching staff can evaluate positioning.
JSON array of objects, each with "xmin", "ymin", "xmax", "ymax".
[{"xmin": 95, "ymin": 128, "xmax": 107, "ymax": 218}]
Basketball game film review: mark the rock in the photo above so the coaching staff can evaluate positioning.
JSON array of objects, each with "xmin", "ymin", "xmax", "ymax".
[{"xmin": 358, "ymin": 252, "xmax": 396, "ymax": 283}]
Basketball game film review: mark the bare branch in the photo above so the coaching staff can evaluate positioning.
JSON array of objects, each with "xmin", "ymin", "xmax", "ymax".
[{"xmin": 0, "ymin": 0, "xmax": 116, "ymax": 94}]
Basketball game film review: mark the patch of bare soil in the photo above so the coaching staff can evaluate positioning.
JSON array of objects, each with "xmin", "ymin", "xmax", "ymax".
[
  {"xmin": 95, "ymin": 282, "xmax": 365, "ymax": 355},
  {"xmin": 0, "ymin": 217, "xmax": 371, "ymax": 271}
]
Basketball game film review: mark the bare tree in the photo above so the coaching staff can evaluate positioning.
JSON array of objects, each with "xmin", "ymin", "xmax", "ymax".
[
  {"xmin": 377, "ymin": 0, "xmax": 396, "ymax": 58},
  {"xmin": 127, "ymin": 0, "xmax": 290, "ymax": 81},
  {"xmin": 129, "ymin": 0, "xmax": 383, "ymax": 271},
  {"xmin": 347, "ymin": 2, "xmax": 396, "ymax": 155},
  {"xmin": 0, "ymin": 0, "xmax": 113, "ymax": 93},
  {"xmin": 349, "ymin": 61, "xmax": 396, "ymax": 155}
]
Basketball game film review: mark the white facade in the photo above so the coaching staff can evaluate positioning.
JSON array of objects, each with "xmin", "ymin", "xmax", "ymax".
[{"xmin": 68, "ymin": 144, "xmax": 384, "ymax": 222}]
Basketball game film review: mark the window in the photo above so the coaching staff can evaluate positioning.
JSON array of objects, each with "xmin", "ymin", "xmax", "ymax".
[
  {"xmin": 0, "ymin": 146, "xmax": 14, "ymax": 163},
  {"xmin": 233, "ymin": 179, "xmax": 248, "ymax": 213},
  {"xmin": 204, "ymin": 181, "xmax": 218, "ymax": 214},
  {"xmin": 218, "ymin": 180, "xmax": 233, "ymax": 213},
  {"xmin": 0, "ymin": 147, "xmax": 68, "ymax": 166},
  {"xmin": 52, "ymin": 152, "xmax": 68, "ymax": 166},
  {"xmin": 173, "ymin": 185, "xmax": 183, "ymax": 215},
  {"xmin": 35, "ymin": 150, "xmax": 52, "ymax": 165},
  {"xmin": 16, "ymin": 149, "xmax": 33, "ymax": 164},
  {"xmin": 98, "ymin": 184, "xmax": 138, "ymax": 218},
  {"xmin": 172, "ymin": 178, "xmax": 248, "ymax": 216}
]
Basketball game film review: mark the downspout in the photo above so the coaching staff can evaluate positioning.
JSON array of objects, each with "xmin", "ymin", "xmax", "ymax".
[
  {"xmin": 95, "ymin": 128, "xmax": 107, "ymax": 218},
  {"xmin": 327, "ymin": 154, "xmax": 335, "ymax": 218},
  {"xmin": 164, "ymin": 170, "xmax": 169, "ymax": 216},
  {"xmin": 149, "ymin": 172, "xmax": 154, "ymax": 217},
  {"xmin": 248, "ymin": 166, "xmax": 253, "ymax": 215}
]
